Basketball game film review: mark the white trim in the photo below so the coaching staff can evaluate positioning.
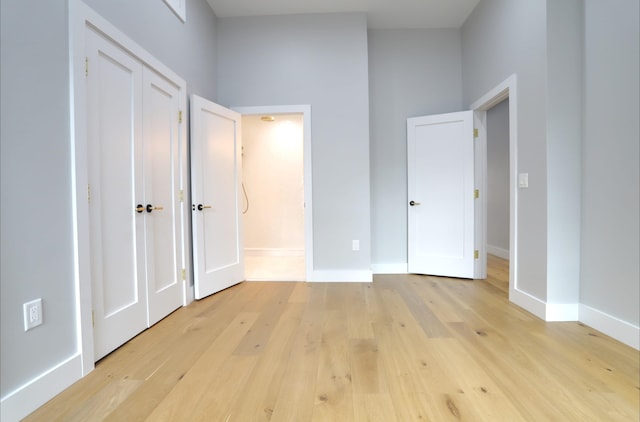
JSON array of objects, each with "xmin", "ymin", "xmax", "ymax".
[
  {"xmin": 545, "ymin": 303, "xmax": 579, "ymax": 322},
  {"xmin": 580, "ymin": 305, "xmax": 640, "ymax": 350},
  {"xmin": 487, "ymin": 245, "xmax": 509, "ymax": 260},
  {"xmin": 510, "ymin": 287, "xmax": 547, "ymax": 320},
  {"xmin": 511, "ymin": 289, "xmax": 578, "ymax": 322},
  {"xmin": 307, "ymin": 270, "xmax": 373, "ymax": 283},
  {"xmin": 69, "ymin": 0, "xmax": 95, "ymax": 378},
  {"xmin": 244, "ymin": 248, "xmax": 304, "ymax": 257},
  {"xmin": 163, "ymin": 0, "xmax": 186, "ymax": 22},
  {"xmin": 233, "ymin": 105, "xmax": 313, "ymax": 282},
  {"xmin": 372, "ymin": 263, "xmax": 408, "ymax": 274},
  {"xmin": 1, "ymin": 354, "xmax": 83, "ymax": 422},
  {"xmin": 473, "ymin": 111, "xmax": 487, "ymax": 279}
]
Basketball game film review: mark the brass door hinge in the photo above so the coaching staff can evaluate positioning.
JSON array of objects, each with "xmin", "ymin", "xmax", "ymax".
[
  {"xmin": 474, "ymin": 189, "xmax": 480, "ymax": 199},
  {"xmin": 473, "ymin": 128, "xmax": 479, "ymax": 138},
  {"xmin": 474, "ymin": 250, "xmax": 479, "ymax": 260},
  {"xmin": 88, "ymin": 184, "xmax": 92, "ymax": 204},
  {"xmin": 178, "ymin": 189, "xmax": 184, "ymax": 202},
  {"xmin": 181, "ymin": 268, "xmax": 186, "ymax": 281},
  {"xmin": 178, "ymin": 110, "xmax": 183, "ymax": 124},
  {"xmin": 85, "ymin": 57, "xmax": 89, "ymax": 77}
]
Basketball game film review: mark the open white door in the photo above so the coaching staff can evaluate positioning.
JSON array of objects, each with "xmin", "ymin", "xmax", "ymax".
[
  {"xmin": 191, "ymin": 95, "xmax": 244, "ymax": 299},
  {"xmin": 407, "ymin": 111, "xmax": 476, "ymax": 279}
]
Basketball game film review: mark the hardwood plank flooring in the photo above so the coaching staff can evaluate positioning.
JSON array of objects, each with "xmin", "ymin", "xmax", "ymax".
[{"xmin": 25, "ymin": 256, "xmax": 639, "ymax": 421}]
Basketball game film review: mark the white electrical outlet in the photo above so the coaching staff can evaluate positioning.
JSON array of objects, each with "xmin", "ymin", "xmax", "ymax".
[
  {"xmin": 23, "ymin": 298, "xmax": 43, "ymax": 331},
  {"xmin": 352, "ymin": 240, "xmax": 360, "ymax": 251}
]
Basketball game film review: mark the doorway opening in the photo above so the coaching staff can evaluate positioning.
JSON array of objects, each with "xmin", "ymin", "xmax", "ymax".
[
  {"xmin": 485, "ymin": 98, "xmax": 510, "ymax": 295},
  {"xmin": 234, "ymin": 105, "xmax": 313, "ymax": 282},
  {"xmin": 470, "ymin": 74, "xmax": 518, "ymax": 300}
]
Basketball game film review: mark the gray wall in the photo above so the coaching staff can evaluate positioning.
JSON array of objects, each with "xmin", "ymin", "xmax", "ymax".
[
  {"xmin": 216, "ymin": 14, "xmax": 372, "ymax": 273},
  {"xmin": 581, "ymin": 0, "xmax": 640, "ymax": 325},
  {"xmin": 1, "ymin": 0, "xmax": 76, "ymax": 397},
  {"xmin": 545, "ymin": 0, "xmax": 583, "ymax": 305},
  {"xmin": 83, "ymin": 0, "xmax": 218, "ymax": 99},
  {"xmin": 368, "ymin": 29, "xmax": 463, "ymax": 268},
  {"xmin": 462, "ymin": 0, "xmax": 549, "ymax": 300},
  {"xmin": 486, "ymin": 99, "xmax": 510, "ymax": 253},
  {"xmin": 1, "ymin": 0, "xmax": 218, "ymax": 405}
]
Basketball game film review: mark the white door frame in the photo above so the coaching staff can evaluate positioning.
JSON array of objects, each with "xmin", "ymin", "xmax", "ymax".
[
  {"xmin": 469, "ymin": 74, "xmax": 518, "ymax": 300},
  {"xmin": 232, "ymin": 105, "xmax": 313, "ymax": 280},
  {"xmin": 71, "ymin": 1, "xmax": 188, "ymax": 376}
]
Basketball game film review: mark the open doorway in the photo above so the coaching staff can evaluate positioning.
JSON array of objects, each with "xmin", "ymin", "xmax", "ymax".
[
  {"xmin": 234, "ymin": 105, "xmax": 313, "ymax": 282},
  {"xmin": 242, "ymin": 113, "xmax": 305, "ymax": 281},
  {"xmin": 485, "ymin": 98, "xmax": 510, "ymax": 294},
  {"xmin": 471, "ymin": 74, "xmax": 518, "ymax": 300}
]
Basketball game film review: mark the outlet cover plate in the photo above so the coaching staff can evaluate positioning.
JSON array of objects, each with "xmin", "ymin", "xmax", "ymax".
[{"xmin": 23, "ymin": 298, "xmax": 43, "ymax": 331}]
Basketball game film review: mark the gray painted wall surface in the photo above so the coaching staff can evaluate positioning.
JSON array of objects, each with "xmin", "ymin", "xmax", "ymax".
[
  {"xmin": 216, "ymin": 14, "xmax": 372, "ymax": 272},
  {"xmin": 82, "ymin": 0, "xmax": 218, "ymax": 99},
  {"xmin": 581, "ymin": 0, "xmax": 640, "ymax": 325},
  {"xmin": 546, "ymin": 0, "xmax": 583, "ymax": 304},
  {"xmin": 462, "ymin": 0, "xmax": 549, "ymax": 300},
  {"xmin": 486, "ymin": 99, "xmax": 510, "ymax": 252},
  {"xmin": 1, "ymin": 0, "xmax": 76, "ymax": 397},
  {"xmin": 368, "ymin": 29, "xmax": 463, "ymax": 267}
]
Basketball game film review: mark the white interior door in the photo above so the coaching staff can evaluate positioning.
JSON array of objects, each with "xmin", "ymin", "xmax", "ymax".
[
  {"xmin": 191, "ymin": 95, "xmax": 244, "ymax": 299},
  {"xmin": 142, "ymin": 67, "xmax": 183, "ymax": 325},
  {"xmin": 407, "ymin": 111, "xmax": 476, "ymax": 278},
  {"xmin": 87, "ymin": 28, "xmax": 147, "ymax": 360}
]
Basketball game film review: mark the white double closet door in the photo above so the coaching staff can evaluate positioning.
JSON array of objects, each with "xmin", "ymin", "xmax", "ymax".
[{"xmin": 86, "ymin": 27, "xmax": 185, "ymax": 360}]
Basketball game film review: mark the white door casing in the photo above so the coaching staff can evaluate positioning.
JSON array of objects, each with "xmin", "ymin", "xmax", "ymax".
[
  {"xmin": 191, "ymin": 95, "xmax": 244, "ymax": 299},
  {"xmin": 407, "ymin": 111, "xmax": 476, "ymax": 279}
]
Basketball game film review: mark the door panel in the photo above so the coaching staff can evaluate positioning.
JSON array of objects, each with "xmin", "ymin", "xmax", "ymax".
[
  {"xmin": 191, "ymin": 95, "xmax": 244, "ymax": 299},
  {"xmin": 407, "ymin": 111, "xmax": 475, "ymax": 278},
  {"xmin": 87, "ymin": 28, "xmax": 147, "ymax": 360},
  {"xmin": 142, "ymin": 67, "xmax": 183, "ymax": 325}
]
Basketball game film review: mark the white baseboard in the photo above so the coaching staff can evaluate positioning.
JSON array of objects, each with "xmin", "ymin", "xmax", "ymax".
[
  {"xmin": 372, "ymin": 263, "xmax": 408, "ymax": 274},
  {"xmin": 510, "ymin": 287, "xmax": 579, "ymax": 321},
  {"xmin": 487, "ymin": 244, "xmax": 509, "ymax": 260},
  {"xmin": 545, "ymin": 303, "xmax": 579, "ymax": 321},
  {"xmin": 579, "ymin": 304, "xmax": 640, "ymax": 350},
  {"xmin": 307, "ymin": 270, "xmax": 373, "ymax": 282},
  {"xmin": 1, "ymin": 354, "xmax": 83, "ymax": 422},
  {"xmin": 244, "ymin": 248, "xmax": 304, "ymax": 257},
  {"xmin": 509, "ymin": 287, "xmax": 547, "ymax": 320},
  {"xmin": 509, "ymin": 289, "xmax": 639, "ymax": 350}
]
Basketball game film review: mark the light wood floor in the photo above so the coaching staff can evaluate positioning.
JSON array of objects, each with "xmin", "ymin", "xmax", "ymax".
[{"xmin": 25, "ymin": 256, "xmax": 639, "ymax": 421}]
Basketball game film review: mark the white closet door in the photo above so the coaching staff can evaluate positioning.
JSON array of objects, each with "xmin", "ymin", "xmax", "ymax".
[
  {"xmin": 191, "ymin": 95, "xmax": 244, "ymax": 299},
  {"xmin": 87, "ymin": 26, "xmax": 186, "ymax": 360},
  {"xmin": 142, "ymin": 67, "xmax": 183, "ymax": 325},
  {"xmin": 86, "ymin": 28, "xmax": 147, "ymax": 360}
]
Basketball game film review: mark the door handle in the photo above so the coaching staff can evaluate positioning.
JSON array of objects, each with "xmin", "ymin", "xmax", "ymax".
[
  {"xmin": 135, "ymin": 204, "xmax": 145, "ymax": 213},
  {"xmin": 409, "ymin": 200, "xmax": 421, "ymax": 206},
  {"xmin": 146, "ymin": 204, "xmax": 163, "ymax": 213},
  {"xmin": 196, "ymin": 204, "xmax": 212, "ymax": 211}
]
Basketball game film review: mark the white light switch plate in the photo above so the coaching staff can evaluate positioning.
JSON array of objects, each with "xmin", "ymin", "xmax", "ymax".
[{"xmin": 518, "ymin": 173, "xmax": 529, "ymax": 188}]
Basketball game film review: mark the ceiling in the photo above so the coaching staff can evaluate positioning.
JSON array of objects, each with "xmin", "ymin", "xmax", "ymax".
[{"xmin": 205, "ymin": 0, "xmax": 481, "ymax": 29}]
